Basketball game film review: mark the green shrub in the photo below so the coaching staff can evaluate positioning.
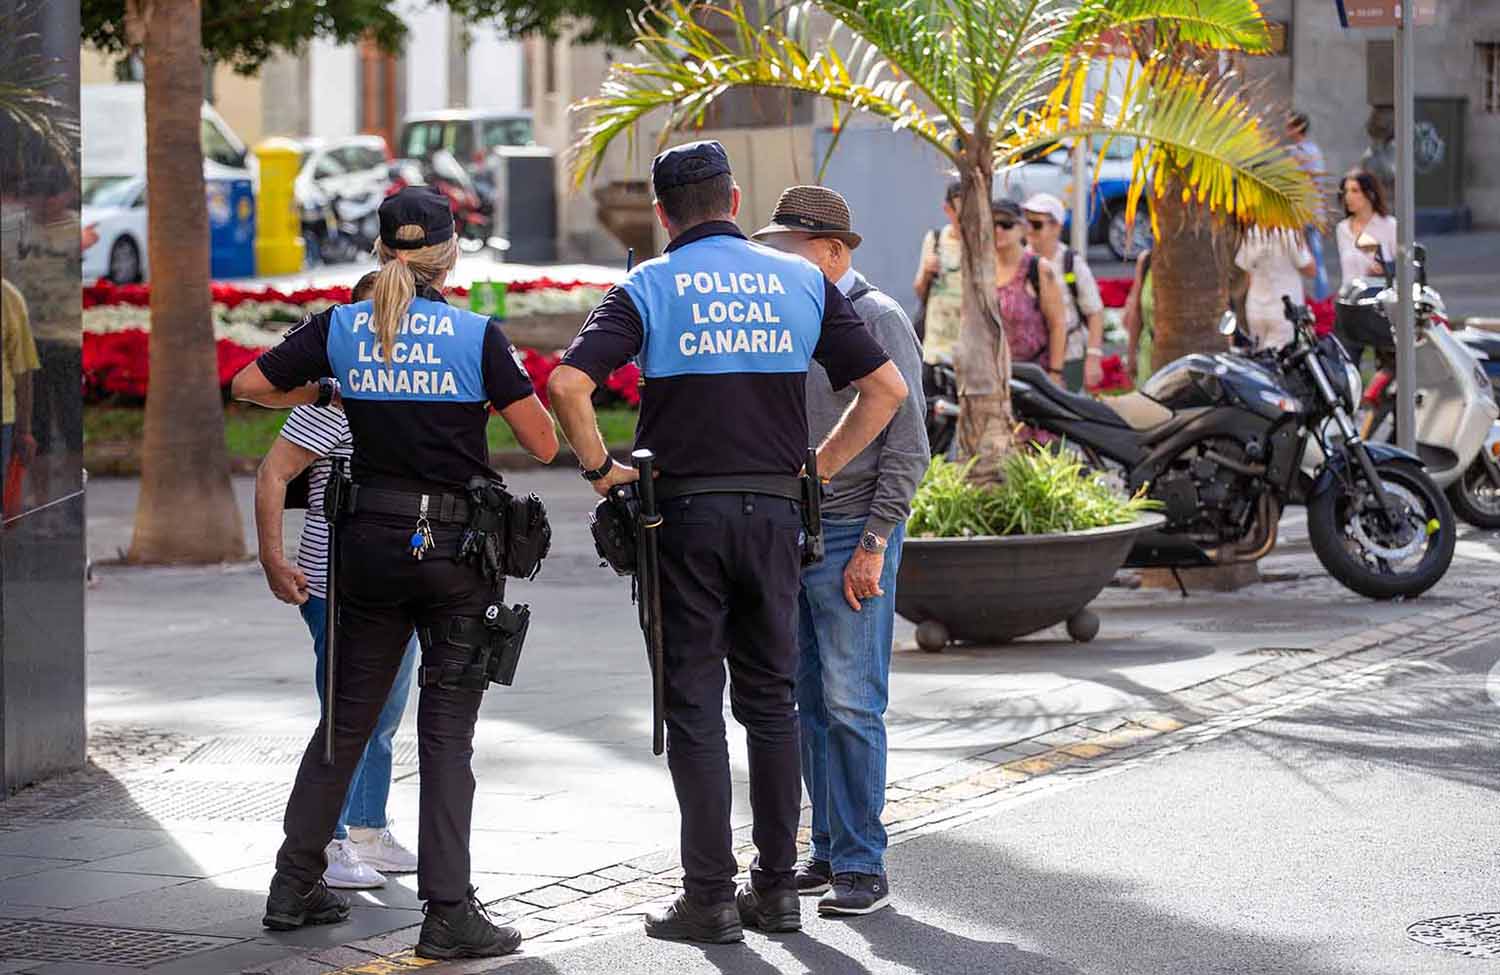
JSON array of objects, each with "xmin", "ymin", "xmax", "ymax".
[{"xmin": 908, "ymin": 449, "xmax": 1158, "ymax": 538}]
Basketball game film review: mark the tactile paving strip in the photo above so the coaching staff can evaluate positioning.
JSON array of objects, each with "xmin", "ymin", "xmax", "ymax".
[
  {"xmin": 1408, "ymin": 914, "xmax": 1500, "ymax": 958},
  {"xmin": 0, "ymin": 919, "xmax": 230, "ymax": 967},
  {"xmin": 182, "ymin": 735, "xmax": 420, "ymax": 766},
  {"xmin": 45, "ymin": 779, "xmax": 291, "ymax": 822}
]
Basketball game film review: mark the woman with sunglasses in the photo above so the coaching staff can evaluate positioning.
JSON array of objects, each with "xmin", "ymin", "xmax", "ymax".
[{"xmin": 992, "ymin": 199, "xmax": 1067, "ymax": 384}]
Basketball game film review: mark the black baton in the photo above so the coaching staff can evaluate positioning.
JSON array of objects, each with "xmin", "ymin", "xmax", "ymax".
[
  {"xmin": 632, "ymin": 448, "xmax": 667, "ymax": 756},
  {"xmin": 321, "ymin": 458, "xmax": 349, "ymax": 766}
]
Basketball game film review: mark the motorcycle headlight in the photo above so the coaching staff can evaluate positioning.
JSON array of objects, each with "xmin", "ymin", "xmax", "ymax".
[{"xmin": 1343, "ymin": 358, "xmax": 1363, "ymax": 411}]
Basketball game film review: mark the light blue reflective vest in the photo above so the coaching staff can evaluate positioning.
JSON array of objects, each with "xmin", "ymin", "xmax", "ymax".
[
  {"xmin": 326, "ymin": 297, "xmax": 488, "ymax": 402},
  {"xmin": 618, "ymin": 234, "xmax": 827, "ymax": 378}
]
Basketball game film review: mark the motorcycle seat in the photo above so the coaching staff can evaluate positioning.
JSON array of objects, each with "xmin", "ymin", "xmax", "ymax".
[
  {"xmin": 1103, "ymin": 391, "xmax": 1174, "ymax": 432},
  {"xmin": 1012, "ymin": 363, "xmax": 1129, "ymax": 427}
]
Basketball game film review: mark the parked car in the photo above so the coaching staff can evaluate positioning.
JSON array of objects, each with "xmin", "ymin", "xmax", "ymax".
[
  {"xmin": 81, "ymin": 176, "xmax": 148, "ymax": 283},
  {"xmin": 398, "ymin": 109, "xmax": 536, "ymax": 179},
  {"xmin": 996, "ymin": 135, "xmax": 1154, "ymax": 260},
  {"xmin": 81, "ymin": 84, "xmax": 255, "ymax": 282}
]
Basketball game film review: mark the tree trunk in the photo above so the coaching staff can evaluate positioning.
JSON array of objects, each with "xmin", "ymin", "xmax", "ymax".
[
  {"xmin": 1150, "ymin": 172, "xmax": 1234, "ymax": 370},
  {"xmin": 951, "ymin": 143, "xmax": 1014, "ymax": 485},
  {"xmin": 126, "ymin": 0, "xmax": 245, "ymax": 563}
]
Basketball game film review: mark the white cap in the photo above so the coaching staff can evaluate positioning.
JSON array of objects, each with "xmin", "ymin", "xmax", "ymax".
[{"xmin": 1022, "ymin": 192, "xmax": 1066, "ymax": 225}]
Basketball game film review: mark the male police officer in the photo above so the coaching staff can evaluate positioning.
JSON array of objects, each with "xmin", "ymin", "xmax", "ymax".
[{"xmin": 549, "ymin": 141, "xmax": 908, "ymax": 943}]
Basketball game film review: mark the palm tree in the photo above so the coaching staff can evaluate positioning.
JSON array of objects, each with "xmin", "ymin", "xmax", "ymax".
[
  {"xmin": 124, "ymin": 0, "xmax": 245, "ymax": 563},
  {"xmin": 570, "ymin": 0, "xmax": 1320, "ymax": 482}
]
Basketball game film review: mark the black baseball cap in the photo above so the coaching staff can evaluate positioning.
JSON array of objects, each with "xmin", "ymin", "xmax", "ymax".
[
  {"xmin": 651, "ymin": 140, "xmax": 732, "ymax": 196},
  {"xmin": 379, "ymin": 186, "xmax": 455, "ymax": 250}
]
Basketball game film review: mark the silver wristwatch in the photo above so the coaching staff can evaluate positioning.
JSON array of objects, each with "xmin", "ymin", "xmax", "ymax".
[{"xmin": 859, "ymin": 531, "xmax": 888, "ymax": 554}]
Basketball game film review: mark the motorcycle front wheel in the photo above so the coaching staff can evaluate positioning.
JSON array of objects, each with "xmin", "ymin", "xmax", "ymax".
[
  {"xmin": 1308, "ymin": 460, "xmax": 1455, "ymax": 600},
  {"xmin": 1446, "ymin": 457, "xmax": 1500, "ymax": 529}
]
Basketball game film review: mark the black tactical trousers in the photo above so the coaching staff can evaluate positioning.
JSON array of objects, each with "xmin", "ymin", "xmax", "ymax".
[
  {"xmin": 275, "ymin": 518, "xmax": 497, "ymax": 903},
  {"xmin": 657, "ymin": 492, "xmax": 804, "ymax": 903}
]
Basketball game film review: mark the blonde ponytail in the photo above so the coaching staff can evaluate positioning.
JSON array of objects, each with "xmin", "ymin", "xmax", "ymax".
[{"xmin": 370, "ymin": 224, "xmax": 460, "ymax": 368}]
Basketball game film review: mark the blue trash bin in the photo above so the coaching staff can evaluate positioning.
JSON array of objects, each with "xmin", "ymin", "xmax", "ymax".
[{"xmin": 208, "ymin": 178, "xmax": 256, "ymax": 279}]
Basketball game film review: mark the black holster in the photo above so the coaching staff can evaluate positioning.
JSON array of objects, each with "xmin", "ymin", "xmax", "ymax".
[
  {"xmin": 458, "ymin": 477, "xmax": 552, "ymax": 584},
  {"xmin": 417, "ymin": 600, "xmax": 532, "ymax": 692}
]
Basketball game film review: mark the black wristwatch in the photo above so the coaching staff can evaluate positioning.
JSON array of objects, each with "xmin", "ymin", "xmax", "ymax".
[
  {"xmin": 859, "ymin": 531, "xmax": 888, "ymax": 554},
  {"xmin": 581, "ymin": 455, "xmax": 615, "ymax": 482},
  {"xmin": 315, "ymin": 377, "xmax": 337, "ymax": 408}
]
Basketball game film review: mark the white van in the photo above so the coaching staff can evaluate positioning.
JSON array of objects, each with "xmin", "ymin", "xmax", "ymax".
[{"xmin": 80, "ymin": 84, "xmax": 253, "ymax": 281}]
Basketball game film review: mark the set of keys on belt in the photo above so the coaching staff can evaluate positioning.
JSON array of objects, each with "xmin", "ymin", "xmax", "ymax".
[{"xmin": 409, "ymin": 495, "xmax": 434, "ymax": 560}]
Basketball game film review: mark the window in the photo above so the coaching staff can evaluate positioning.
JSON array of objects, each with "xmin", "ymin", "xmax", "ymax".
[
  {"xmin": 1482, "ymin": 43, "xmax": 1500, "ymax": 114},
  {"xmin": 481, "ymin": 118, "xmax": 535, "ymax": 149},
  {"xmin": 200, "ymin": 118, "xmax": 245, "ymax": 169}
]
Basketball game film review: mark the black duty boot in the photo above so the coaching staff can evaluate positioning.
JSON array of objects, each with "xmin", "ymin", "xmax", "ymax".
[
  {"xmin": 643, "ymin": 893, "xmax": 743, "ymax": 944},
  {"xmin": 735, "ymin": 883, "xmax": 801, "ymax": 933},
  {"xmin": 262, "ymin": 873, "xmax": 351, "ymax": 931},
  {"xmin": 416, "ymin": 887, "xmax": 522, "ymax": 960},
  {"xmin": 795, "ymin": 858, "xmax": 833, "ymax": 896}
]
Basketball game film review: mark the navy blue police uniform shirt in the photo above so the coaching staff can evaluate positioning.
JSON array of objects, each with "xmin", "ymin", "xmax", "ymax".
[
  {"xmin": 561, "ymin": 221, "xmax": 889, "ymax": 477},
  {"xmin": 256, "ymin": 284, "xmax": 535, "ymax": 492}
]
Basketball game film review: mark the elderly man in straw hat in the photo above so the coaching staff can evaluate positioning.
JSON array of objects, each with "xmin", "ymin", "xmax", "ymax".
[{"xmin": 753, "ymin": 186, "xmax": 929, "ymax": 917}]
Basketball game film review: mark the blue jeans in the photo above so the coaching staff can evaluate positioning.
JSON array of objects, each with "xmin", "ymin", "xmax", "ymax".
[
  {"xmin": 299, "ymin": 596, "xmax": 418, "ymax": 838},
  {"xmin": 1306, "ymin": 225, "xmax": 1330, "ymax": 301},
  {"xmin": 796, "ymin": 518, "xmax": 903, "ymax": 876}
]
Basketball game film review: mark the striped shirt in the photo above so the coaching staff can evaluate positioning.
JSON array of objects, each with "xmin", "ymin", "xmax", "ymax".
[{"xmin": 279, "ymin": 406, "xmax": 353, "ymax": 599}]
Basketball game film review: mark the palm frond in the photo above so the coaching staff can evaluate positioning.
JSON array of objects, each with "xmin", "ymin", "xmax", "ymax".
[
  {"xmin": 568, "ymin": 0, "xmax": 954, "ymax": 188},
  {"xmin": 1004, "ymin": 54, "xmax": 1319, "ymax": 231},
  {"xmin": 0, "ymin": 8, "xmax": 78, "ymax": 180},
  {"xmin": 1058, "ymin": 0, "xmax": 1272, "ymax": 54}
]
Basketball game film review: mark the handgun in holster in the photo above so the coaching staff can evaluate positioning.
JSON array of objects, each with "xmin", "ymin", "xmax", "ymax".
[
  {"xmin": 417, "ymin": 600, "xmax": 532, "ymax": 692},
  {"xmin": 801, "ymin": 447, "xmax": 825, "ymax": 567}
]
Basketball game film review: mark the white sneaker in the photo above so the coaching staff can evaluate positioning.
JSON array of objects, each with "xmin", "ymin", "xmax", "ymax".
[
  {"xmin": 348, "ymin": 822, "xmax": 418, "ymax": 874},
  {"xmin": 323, "ymin": 838, "xmax": 386, "ymax": 889}
]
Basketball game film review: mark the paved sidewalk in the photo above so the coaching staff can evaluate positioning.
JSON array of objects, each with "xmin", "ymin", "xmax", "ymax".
[{"xmin": 2, "ymin": 471, "xmax": 1498, "ymax": 972}]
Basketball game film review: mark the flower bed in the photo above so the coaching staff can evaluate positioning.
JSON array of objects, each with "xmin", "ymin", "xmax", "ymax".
[{"xmin": 81, "ymin": 279, "xmax": 623, "ymax": 404}]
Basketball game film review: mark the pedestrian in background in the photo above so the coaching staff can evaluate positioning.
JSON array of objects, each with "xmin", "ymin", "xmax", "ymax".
[
  {"xmin": 252, "ymin": 271, "xmax": 420, "ymax": 893},
  {"xmin": 1287, "ymin": 112, "xmax": 1330, "ymax": 301},
  {"xmin": 549, "ymin": 141, "xmax": 906, "ymax": 944},
  {"xmin": 1335, "ymin": 169, "xmax": 1397, "ymax": 287},
  {"xmin": 1122, "ymin": 249, "xmax": 1154, "ymax": 385},
  {"xmin": 1022, "ymin": 193, "xmax": 1106, "ymax": 391},
  {"xmin": 1, "ymin": 278, "xmax": 39, "ymax": 476},
  {"xmin": 992, "ymin": 199, "xmax": 1066, "ymax": 382},
  {"xmin": 912, "ymin": 179, "xmax": 964, "ymax": 364},
  {"xmin": 752, "ymin": 186, "xmax": 929, "ymax": 918},
  {"xmin": 1234, "ymin": 228, "xmax": 1315, "ymax": 351}
]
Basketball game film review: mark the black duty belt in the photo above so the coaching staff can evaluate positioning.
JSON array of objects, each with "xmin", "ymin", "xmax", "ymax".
[
  {"xmin": 347, "ymin": 485, "xmax": 472, "ymax": 525},
  {"xmin": 654, "ymin": 475, "xmax": 802, "ymax": 503}
]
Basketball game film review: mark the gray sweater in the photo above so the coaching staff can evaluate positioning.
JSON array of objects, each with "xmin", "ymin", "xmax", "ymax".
[{"xmin": 807, "ymin": 271, "xmax": 931, "ymax": 538}]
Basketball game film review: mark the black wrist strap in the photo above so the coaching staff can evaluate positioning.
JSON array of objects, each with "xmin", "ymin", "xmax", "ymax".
[
  {"xmin": 315, "ymin": 378, "xmax": 335, "ymax": 408},
  {"xmin": 582, "ymin": 454, "xmax": 614, "ymax": 482}
]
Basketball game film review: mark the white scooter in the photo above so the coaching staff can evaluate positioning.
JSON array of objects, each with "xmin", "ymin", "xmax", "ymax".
[{"xmin": 1339, "ymin": 237, "xmax": 1500, "ymax": 528}]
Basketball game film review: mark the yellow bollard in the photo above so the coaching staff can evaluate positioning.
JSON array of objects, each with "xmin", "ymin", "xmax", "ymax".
[{"xmin": 253, "ymin": 138, "xmax": 306, "ymax": 276}]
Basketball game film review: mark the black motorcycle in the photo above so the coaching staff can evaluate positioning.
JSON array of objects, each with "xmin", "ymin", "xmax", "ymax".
[{"xmin": 1009, "ymin": 297, "xmax": 1455, "ymax": 600}]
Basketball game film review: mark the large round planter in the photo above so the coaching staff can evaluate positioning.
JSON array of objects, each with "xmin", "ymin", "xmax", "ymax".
[{"xmin": 896, "ymin": 513, "xmax": 1165, "ymax": 649}]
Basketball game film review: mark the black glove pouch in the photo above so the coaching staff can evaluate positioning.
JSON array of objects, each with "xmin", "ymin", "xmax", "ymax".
[
  {"xmin": 503, "ymin": 493, "xmax": 551, "ymax": 580},
  {"xmin": 590, "ymin": 484, "xmax": 639, "ymax": 576}
]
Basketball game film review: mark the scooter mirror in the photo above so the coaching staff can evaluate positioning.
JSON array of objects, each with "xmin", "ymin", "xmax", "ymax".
[{"xmin": 1218, "ymin": 310, "xmax": 1239, "ymax": 337}]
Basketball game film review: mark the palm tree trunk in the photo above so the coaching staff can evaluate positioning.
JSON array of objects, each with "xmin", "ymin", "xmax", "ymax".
[
  {"xmin": 126, "ymin": 0, "xmax": 245, "ymax": 563},
  {"xmin": 1150, "ymin": 176, "xmax": 1233, "ymax": 369},
  {"xmin": 951, "ymin": 146, "xmax": 1014, "ymax": 485}
]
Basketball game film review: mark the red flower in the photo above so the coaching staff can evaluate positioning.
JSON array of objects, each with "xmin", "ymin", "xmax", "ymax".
[{"xmin": 604, "ymin": 362, "xmax": 642, "ymax": 407}]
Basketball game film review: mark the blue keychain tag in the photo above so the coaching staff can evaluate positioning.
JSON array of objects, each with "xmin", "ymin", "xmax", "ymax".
[{"xmin": 410, "ymin": 495, "xmax": 435, "ymax": 560}]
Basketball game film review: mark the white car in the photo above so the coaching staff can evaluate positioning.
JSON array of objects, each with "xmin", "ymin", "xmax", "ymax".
[{"xmin": 81, "ymin": 176, "xmax": 148, "ymax": 283}]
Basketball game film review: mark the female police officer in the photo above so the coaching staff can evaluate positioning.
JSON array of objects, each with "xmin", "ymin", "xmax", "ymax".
[{"xmin": 231, "ymin": 186, "xmax": 557, "ymax": 960}]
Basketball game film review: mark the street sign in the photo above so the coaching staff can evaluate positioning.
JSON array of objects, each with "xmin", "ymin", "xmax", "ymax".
[{"xmin": 1336, "ymin": 0, "xmax": 1436, "ymax": 28}]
